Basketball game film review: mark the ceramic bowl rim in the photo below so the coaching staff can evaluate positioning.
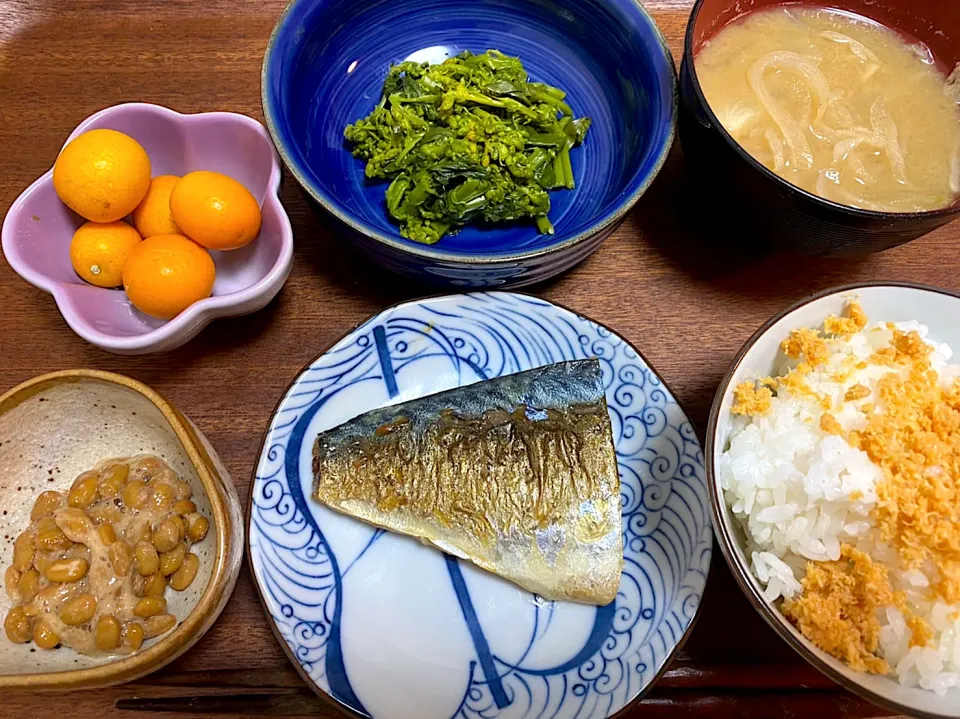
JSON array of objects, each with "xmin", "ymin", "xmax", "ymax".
[
  {"xmin": 682, "ymin": 0, "xmax": 960, "ymax": 222},
  {"xmin": 260, "ymin": 0, "xmax": 678, "ymax": 266},
  {"xmin": 244, "ymin": 289, "xmax": 710, "ymax": 719},
  {"xmin": 0, "ymin": 369, "xmax": 237, "ymax": 690},
  {"xmin": 0, "ymin": 102, "xmax": 294, "ymax": 353},
  {"xmin": 705, "ymin": 280, "xmax": 960, "ymax": 719}
]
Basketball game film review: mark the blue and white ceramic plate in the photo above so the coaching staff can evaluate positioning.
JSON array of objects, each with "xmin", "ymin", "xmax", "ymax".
[{"xmin": 248, "ymin": 292, "xmax": 711, "ymax": 719}]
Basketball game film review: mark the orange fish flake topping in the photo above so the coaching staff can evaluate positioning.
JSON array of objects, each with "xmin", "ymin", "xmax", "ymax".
[
  {"xmin": 731, "ymin": 381, "xmax": 772, "ymax": 417},
  {"xmin": 845, "ymin": 384, "xmax": 871, "ymax": 402},
  {"xmin": 892, "ymin": 330, "xmax": 932, "ymax": 364},
  {"xmin": 869, "ymin": 329, "xmax": 932, "ymax": 369},
  {"xmin": 775, "ymin": 306, "xmax": 960, "ymax": 669},
  {"xmin": 824, "ymin": 301, "xmax": 869, "ymax": 338},
  {"xmin": 819, "ymin": 413, "xmax": 843, "ymax": 435},
  {"xmin": 870, "ymin": 347, "xmax": 898, "ymax": 366},
  {"xmin": 907, "ymin": 614, "xmax": 934, "ymax": 649},
  {"xmin": 773, "ymin": 361, "xmax": 823, "ymax": 402},
  {"xmin": 831, "ymin": 355, "xmax": 861, "ymax": 384},
  {"xmin": 782, "ymin": 545, "xmax": 893, "ymax": 674},
  {"xmin": 854, "ymin": 365, "xmax": 960, "ymax": 602},
  {"xmin": 782, "ymin": 328, "xmax": 829, "ymax": 367}
]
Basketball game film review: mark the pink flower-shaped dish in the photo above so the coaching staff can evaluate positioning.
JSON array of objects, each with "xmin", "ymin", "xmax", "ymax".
[{"xmin": 1, "ymin": 103, "xmax": 293, "ymax": 354}]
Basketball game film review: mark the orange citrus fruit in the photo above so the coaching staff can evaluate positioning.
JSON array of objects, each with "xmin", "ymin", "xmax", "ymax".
[
  {"xmin": 53, "ymin": 129, "xmax": 151, "ymax": 223},
  {"xmin": 69, "ymin": 221, "xmax": 143, "ymax": 288},
  {"xmin": 122, "ymin": 234, "xmax": 216, "ymax": 320},
  {"xmin": 132, "ymin": 175, "xmax": 182, "ymax": 238},
  {"xmin": 169, "ymin": 170, "xmax": 261, "ymax": 250}
]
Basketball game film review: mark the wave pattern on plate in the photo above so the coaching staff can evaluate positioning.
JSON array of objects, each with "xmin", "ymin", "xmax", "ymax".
[{"xmin": 249, "ymin": 292, "xmax": 711, "ymax": 719}]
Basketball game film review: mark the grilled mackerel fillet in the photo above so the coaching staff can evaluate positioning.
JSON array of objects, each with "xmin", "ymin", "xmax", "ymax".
[{"xmin": 312, "ymin": 359, "xmax": 622, "ymax": 605}]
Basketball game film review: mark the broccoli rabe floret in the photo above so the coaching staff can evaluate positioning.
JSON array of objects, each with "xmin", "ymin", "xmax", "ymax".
[{"xmin": 343, "ymin": 49, "xmax": 590, "ymax": 243}]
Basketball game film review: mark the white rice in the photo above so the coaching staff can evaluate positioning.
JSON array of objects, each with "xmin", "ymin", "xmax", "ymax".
[{"xmin": 720, "ymin": 318, "xmax": 960, "ymax": 693}]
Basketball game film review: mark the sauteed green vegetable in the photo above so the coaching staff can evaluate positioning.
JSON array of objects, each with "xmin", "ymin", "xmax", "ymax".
[{"xmin": 344, "ymin": 50, "xmax": 591, "ymax": 244}]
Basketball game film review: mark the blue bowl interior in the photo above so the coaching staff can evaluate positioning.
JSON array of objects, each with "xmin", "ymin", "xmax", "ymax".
[{"xmin": 265, "ymin": 0, "xmax": 675, "ymax": 258}]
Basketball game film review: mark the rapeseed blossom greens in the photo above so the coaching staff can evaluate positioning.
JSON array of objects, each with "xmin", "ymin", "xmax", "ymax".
[{"xmin": 344, "ymin": 50, "xmax": 590, "ymax": 244}]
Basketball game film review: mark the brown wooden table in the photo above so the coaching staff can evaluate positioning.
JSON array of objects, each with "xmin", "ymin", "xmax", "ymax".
[{"xmin": 0, "ymin": 0, "xmax": 951, "ymax": 716}]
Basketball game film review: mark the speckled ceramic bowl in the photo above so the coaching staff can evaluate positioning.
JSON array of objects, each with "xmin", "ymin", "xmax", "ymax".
[
  {"xmin": 707, "ymin": 283, "xmax": 960, "ymax": 718},
  {"xmin": 262, "ymin": 0, "xmax": 677, "ymax": 288},
  {"xmin": 1, "ymin": 103, "xmax": 294, "ymax": 354},
  {"xmin": 0, "ymin": 370, "xmax": 243, "ymax": 690}
]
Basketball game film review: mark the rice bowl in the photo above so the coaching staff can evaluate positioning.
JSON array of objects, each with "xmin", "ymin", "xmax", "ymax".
[{"xmin": 708, "ymin": 283, "xmax": 960, "ymax": 718}]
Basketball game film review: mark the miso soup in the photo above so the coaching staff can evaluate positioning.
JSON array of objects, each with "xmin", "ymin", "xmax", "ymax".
[{"xmin": 695, "ymin": 6, "xmax": 960, "ymax": 213}]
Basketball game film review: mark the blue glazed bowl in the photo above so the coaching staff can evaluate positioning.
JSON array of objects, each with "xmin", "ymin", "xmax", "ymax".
[{"xmin": 262, "ymin": 0, "xmax": 676, "ymax": 288}]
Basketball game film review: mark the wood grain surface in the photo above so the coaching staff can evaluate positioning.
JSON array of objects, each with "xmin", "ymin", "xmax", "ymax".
[{"xmin": 0, "ymin": 0, "xmax": 954, "ymax": 716}]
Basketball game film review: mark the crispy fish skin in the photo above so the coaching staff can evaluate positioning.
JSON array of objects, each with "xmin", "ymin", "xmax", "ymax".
[{"xmin": 312, "ymin": 360, "xmax": 622, "ymax": 605}]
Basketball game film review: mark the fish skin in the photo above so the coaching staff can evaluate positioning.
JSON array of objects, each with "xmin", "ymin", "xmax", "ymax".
[{"xmin": 312, "ymin": 360, "xmax": 622, "ymax": 605}]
